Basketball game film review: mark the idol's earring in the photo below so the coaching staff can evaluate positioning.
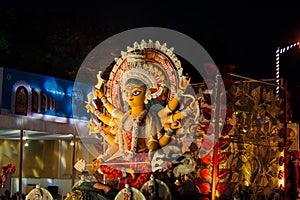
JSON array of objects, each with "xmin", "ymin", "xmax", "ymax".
[{"xmin": 144, "ymin": 89, "xmax": 151, "ymax": 104}]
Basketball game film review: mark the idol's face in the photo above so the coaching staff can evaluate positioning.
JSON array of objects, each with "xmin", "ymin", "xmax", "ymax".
[{"xmin": 124, "ymin": 83, "xmax": 145, "ymax": 108}]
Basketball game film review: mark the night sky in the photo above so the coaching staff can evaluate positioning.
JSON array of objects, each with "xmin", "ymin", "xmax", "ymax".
[{"xmin": 1, "ymin": 1, "xmax": 300, "ymax": 119}]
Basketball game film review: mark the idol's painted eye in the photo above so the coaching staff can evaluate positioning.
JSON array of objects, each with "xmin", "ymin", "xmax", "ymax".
[{"xmin": 132, "ymin": 90, "xmax": 141, "ymax": 96}]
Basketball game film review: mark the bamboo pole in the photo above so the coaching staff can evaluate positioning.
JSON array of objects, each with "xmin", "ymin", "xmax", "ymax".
[
  {"xmin": 19, "ymin": 130, "xmax": 23, "ymax": 200},
  {"xmin": 71, "ymin": 135, "xmax": 76, "ymax": 187},
  {"xmin": 211, "ymin": 74, "xmax": 222, "ymax": 200}
]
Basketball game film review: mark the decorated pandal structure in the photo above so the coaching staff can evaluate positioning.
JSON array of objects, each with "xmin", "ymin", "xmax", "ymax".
[
  {"xmin": 63, "ymin": 40, "xmax": 297, "ymax": 200},
  {"xmin": 0, "ymin": 40, "xmax": 298, "ymax": 200}
]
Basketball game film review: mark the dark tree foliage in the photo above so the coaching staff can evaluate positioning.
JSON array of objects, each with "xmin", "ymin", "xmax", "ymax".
[{"xmin": 0, "ymin": 6, "xmax": 119, "ymax": 80}]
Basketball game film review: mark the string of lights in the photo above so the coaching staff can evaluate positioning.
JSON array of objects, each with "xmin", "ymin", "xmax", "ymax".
[{"xmin": 276, "ymin": 41, "xmax": 300, "ymax": 98}]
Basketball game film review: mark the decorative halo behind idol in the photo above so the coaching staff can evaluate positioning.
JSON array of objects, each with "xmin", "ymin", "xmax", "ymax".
[{"xmin": 104, "ymin": 40, "xmax": 184, "ymax": 111}]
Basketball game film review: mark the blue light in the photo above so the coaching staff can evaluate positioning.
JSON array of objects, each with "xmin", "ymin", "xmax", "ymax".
[
  {"xmin": 66, "ymin": 85, "xmax": 74, "ymax": 97},
  {"xmin": 43, "ymin": 77, "xmax": 65, "ymax": 100}
]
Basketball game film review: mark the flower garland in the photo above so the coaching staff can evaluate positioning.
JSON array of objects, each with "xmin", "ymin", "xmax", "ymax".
[
  {"xmin": 2, "ymin": 164, "xmax": 15, "ymax": 174},
  {"xmin": 118, "ymin": 110, "xmax": 147, "ymax": 160},
  {"xmin": 1, "ymin": 164, "xmax": 15, "ymax": 188}
]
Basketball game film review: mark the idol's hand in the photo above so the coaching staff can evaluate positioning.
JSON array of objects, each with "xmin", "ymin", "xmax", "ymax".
[
  {"xmin": 88, "ymin": 120, "xmax": 105, "ymax": 134},
  {"xmin": 179, "ymin": 75, "xmax": 191, "ymax": 91},
  {"xmin": 86, "ymin": 103, "xmax": 96, "ymax": 113},
  {"xmin": 189, "ymin": 101, "xmax": 199, "ymax": 110},
  {"xmin": 95, "ymin": 88, "xmax": 104, "ymax": 99},
  {"xmin": 170, "ymin": 121, "xmax": 181, "ymax": 129},
  {"xmin": 125, "ymin": 168, "xmax": 135, "ymax": 179},
  {"xmin": 74, "ymin": 159, "xmax": 86, "ymax": 172},
  {"xmin": 92, "ymin": 159, "xmax": 102, "ymax": 171}
]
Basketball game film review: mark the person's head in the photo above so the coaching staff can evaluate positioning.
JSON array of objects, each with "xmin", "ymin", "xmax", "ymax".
[
  {"xmin": 123, "ymin": 78, "xmax": 146, "ymax": 108},
  {"xmin": 120, "ymin": 69, "xmax": 163, "ymax": 111},
  {"xmin": 4, "ymin": 190, "xmax": 10, "ymax": 197}
]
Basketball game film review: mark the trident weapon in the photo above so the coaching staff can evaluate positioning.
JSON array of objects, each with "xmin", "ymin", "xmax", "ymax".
[
  {"xmin": 85, "ymin": 161, "xmax": 150, "ymax": 167},
  {"xmin": 74, "ymin": 159, "xmax": 150, "ymax": 172}
]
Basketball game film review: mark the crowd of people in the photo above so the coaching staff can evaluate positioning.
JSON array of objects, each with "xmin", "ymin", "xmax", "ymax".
[{"xmin": 0, "ymin": 190, "xmax": 25, "ymax": 200}]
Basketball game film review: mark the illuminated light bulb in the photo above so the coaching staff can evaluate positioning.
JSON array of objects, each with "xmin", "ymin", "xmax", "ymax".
[
  {"xmin": 70, "ymin": 140, "xmax": 75, "ymax": 146},
  {"xmin": 24, "ymin": 141, "xmax": 29, "ymax": 147}
]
